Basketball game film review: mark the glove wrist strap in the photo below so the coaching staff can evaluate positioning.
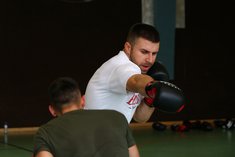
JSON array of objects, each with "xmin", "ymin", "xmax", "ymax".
[{"xmin": 143, "ymin": 97, "xmax": 154, "ymax": 107}]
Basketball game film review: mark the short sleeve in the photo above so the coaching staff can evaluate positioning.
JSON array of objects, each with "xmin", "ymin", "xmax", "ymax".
[
  {"xmin": 33, "ymin": 127, "xmax": 52, "ymax": 156},
  {"xmin": 108, "ymin": 63, "xmax": 141, "ymax": 94}
]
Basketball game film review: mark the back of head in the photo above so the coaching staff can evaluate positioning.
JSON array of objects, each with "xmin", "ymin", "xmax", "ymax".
[
  {"xmin": 126, "ymin": 23, "xmax": 160, "ymax": 45},
  {"xmin": 48, "ymin": 77, "xmax": 81, "ymax": 112}
]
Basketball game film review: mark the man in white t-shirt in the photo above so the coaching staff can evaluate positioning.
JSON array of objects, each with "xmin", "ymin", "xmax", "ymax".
[{"xmin": 85, "ymin": 23, "xmax": 185, "ymax": 123}]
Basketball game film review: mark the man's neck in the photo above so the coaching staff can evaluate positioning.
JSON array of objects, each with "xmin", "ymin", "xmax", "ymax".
[{"xmin": 61, "ymin": 104, "xmax": 83, "ymax": 114}]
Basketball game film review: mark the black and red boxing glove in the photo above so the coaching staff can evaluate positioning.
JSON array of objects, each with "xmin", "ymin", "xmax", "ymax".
[
  {"xmin": 144, "ymin": 81, "xmax": 185, "ymax": 113},
  {"xmin": 144, "ymin": 61, "xmax": 170, "ymax": 107}
]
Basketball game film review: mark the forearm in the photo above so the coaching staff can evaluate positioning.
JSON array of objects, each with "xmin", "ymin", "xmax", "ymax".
[
  {"xmin": 35, "ymin": 151, "xmax": 53, "ymax": 157},
  {"xmin": 126, "ymin": 74, "xmax": 153, "ymax": 97},
  {"xmin": 133, "ymin": 101, "xmax": 155, "ymax": 123},
  {"xmin": 128, "ymin": 144, "xmax": 140, "ymax": 157}
]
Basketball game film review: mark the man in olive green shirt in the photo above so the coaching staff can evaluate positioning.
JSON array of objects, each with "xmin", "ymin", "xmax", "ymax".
[{"xmin": 33, "ymin": 77, "xmax": 139, "ymax": 157}]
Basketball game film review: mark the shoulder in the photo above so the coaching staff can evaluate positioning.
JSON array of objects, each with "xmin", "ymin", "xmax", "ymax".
[
  {"xmin": 102, "ymin": 110, "xmax": 128, "ymax": 123},
  {"xmin": 86, "ymin": 110, "xmax": 127, "ymax": 121}
]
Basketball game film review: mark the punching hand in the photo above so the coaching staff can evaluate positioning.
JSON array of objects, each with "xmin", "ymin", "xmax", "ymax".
[{"xmin": 144, "ymin": 81, "xmax": 185, "ymax": 113}]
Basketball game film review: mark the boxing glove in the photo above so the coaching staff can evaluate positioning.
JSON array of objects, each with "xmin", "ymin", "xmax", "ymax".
[
  {"xmin": 147, "ymin": 61, "xmax": 169, "ymax": 81},
  {"xmin": 144, "ymin": 81, "xmax": 185, "ymax": 113}
]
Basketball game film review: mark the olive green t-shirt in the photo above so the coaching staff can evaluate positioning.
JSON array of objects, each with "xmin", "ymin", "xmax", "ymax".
[{"xmin": 34, "ymin": 110, "xmax": 135, "ymax": 157}]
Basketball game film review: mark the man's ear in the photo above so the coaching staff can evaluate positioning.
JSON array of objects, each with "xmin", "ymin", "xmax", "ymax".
[
  {"xmin": 81, "ymin": 95, "xmax": 85, "ymax": 108},
  {"xmin": 124, "ymin": 42, "xmax": 131, "ymax": 56},
  {"xmin": 49, "ymin": 105, "xmax": 57, "ymax": 117}
]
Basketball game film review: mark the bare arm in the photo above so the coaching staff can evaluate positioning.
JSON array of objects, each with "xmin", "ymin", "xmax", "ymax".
[
  {"xmin": 133, "ymin": 101, "xmax": 155, "ymax": 123},
  {"xmin": 126, "ymin": 74, "xmax": 155, "ymax": 123},
  {"xmin": 129, "ymin": 144, "xmax": 140, "ymax": 157},
  {"xmin": 35, "ymin": 151, "xmax": 53, "ymax": 157},
  {"xmin": 126, "ymin": 74, "xmax": 154, "ymax": 97}
]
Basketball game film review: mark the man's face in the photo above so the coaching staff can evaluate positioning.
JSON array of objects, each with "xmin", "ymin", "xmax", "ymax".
[{"xmin": 125, "ymin": 37, "xmax": 160, "ymax": 74}]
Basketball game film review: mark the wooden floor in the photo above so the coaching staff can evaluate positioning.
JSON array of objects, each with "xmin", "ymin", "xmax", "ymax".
[{"xmin": 0, "ymin": 123, "xmax": 234, "ymax": 157}]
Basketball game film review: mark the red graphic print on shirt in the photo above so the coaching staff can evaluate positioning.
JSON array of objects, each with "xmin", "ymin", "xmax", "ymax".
[{"xmin": 127, "ymin": 93, "xmax": 141, "ymax": 109}]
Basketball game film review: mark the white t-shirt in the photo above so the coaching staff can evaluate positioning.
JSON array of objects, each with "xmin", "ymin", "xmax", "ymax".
[{"xmin": 85, "ymin": 51, "xmax": 143, "ymax": 123}]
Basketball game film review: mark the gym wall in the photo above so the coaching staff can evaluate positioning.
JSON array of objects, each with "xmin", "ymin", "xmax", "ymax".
[
  {"xmin": 0, "ymin": 0, "xmax": 141, "ymax": 127},
  {"xmin": 0, "ymin": 0, "xmax": 234, "ymax": 127},
  {"xmin": 155, "ymin": 0, "xmax": 235, "ymax": 122}
]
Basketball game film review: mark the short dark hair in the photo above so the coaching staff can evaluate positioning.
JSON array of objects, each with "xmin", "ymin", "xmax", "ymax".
[
  {"xmin": 48, "ymin": 77, "xmax": 81, "ymax": 111},
  {"xmin": 126, "ymin": 23, "xmax": 160, "ymax": 45}
]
